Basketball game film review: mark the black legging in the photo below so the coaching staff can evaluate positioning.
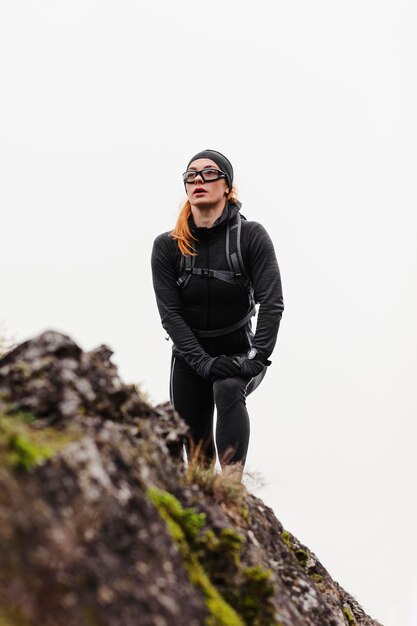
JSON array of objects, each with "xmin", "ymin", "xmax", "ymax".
[{"xmin": 170, "ymin": 355, "xmax": 266, "ymax": 468}]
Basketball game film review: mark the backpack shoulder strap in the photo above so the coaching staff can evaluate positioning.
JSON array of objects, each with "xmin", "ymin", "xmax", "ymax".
[
  {"xmin": 226, "ymin": 212, "xmax": 252, "ymax": 293},
  {"xmin": 176, "ymin": 253, "xmax": 195, "ymax": 288}
]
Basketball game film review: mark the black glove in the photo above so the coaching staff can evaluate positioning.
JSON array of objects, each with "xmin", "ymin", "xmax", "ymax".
[
  {"xmin": 239, "ymin": 358, "xmax": 265, "ymax": 379},
  {"xmin": 210, "ymin": 355, "xmax": 242, "ymax": 379}
]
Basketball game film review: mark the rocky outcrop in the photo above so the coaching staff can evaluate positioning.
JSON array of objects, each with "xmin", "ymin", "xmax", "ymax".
[{"xmin": 0, "ymin": 331, "xmax": 382, "ymax": 626}]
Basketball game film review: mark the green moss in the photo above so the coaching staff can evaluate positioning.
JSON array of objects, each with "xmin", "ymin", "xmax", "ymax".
[
  {"xmin": 199, "ymin": 527, "xmax": 245, "ymax": 587},
  {"xmin": 148, "ymin": 488, "xmax": 281, "ymax": 626},
  {"xmin": 221, "ymin": 528, "xmax": 244, "ymax": 546},
  {"xmin": 294, "ymin": 549, "xmax": 309, "ymax": 568},
  {"xmin": 217, "ymin": 528, "xmax": 244, "ymax": 566},
  {"xmin": 343, "ymin": 606, "xmax": 357, "ymax": 625},
  {"xmin": 237, "ymin": 565, "xmax": 276, "ymax": 625},
  {"xmin": 282, "ymin": 531, "xmax": 311, "ymax": 570},
  {"xmin": 148, "ymin": 487, "xmax": 244, "ymax": 626},
  {"xmin": 310, "ymin": 573, "xmax": 323, "ymax": 584},
  {"xmin": 242, "ymin": 565, "xmax": 272, "ymax": 585},
  {"xmin": 240, "ymin": 503, "xmax": 251, "ymax": 523},
  {"xmin": 8, "ymin": 433, "xmax": 51, "ymax": 470},
  {"xmin": 0, "ymin": 413, "xmax": 75, "ymax": 471},
  {"xmin": 148, "ymin": 487, "xmax": 206, "ymax": 541}
]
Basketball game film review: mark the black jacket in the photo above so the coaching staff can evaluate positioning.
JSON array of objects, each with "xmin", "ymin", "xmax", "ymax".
[{"xmin": 151, "ymin": 202, "xmax": 284, "ymax": 377}]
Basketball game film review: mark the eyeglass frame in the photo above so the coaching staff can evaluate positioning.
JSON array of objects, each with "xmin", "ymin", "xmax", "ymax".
[{"xmin": 182, "ymin": 167, "xmax": 227, "ymax": 184}]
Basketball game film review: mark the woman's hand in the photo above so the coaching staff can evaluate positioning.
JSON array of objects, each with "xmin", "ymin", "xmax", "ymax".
[
  {"xmin": 239, "ymin": 358, "xmax": 265, "ymax": 379},
  {"xmin": 210, "ymin": 355, "xmax": 242, "ymax": 379}
]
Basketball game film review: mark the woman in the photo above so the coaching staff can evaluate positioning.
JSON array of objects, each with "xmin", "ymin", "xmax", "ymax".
[{"xmin": 151, "ymin": 149, "xmax": 284, "ymax": 472}]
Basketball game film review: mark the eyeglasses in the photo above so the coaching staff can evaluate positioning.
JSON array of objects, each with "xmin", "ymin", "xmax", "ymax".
[{"xmin": 182, "ymin": 168, "xmax": 227, "ymax": 184}]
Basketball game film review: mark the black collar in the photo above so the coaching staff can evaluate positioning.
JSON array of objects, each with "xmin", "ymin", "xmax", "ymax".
[{"xmin": 189, "ymin": 201, "xmax": 241, "ymax": 234}]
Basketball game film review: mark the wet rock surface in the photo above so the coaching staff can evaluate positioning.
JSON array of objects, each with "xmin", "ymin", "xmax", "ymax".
[{"xmin": 0, "ymin": 331, "xmax": 383, "ymax": 626}]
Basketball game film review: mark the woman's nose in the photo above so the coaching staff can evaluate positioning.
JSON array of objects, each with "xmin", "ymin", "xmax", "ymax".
[{"xmin": 193, "ymin": 172, "xmax": 204, "ymax": 183}]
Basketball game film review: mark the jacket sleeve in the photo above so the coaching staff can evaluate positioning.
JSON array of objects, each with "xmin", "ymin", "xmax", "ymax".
[
  {"xmin": 151, "ymin": 233, "xmax": 214, "ymax": 377},
  {"xmin": 246, "ymin": 223, "xmax": 284, "ymax": 361}
]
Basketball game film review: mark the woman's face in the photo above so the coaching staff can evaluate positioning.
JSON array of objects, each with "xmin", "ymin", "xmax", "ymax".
[{"xmin": 185, "ymin": 158, "xmax": 229, "ymax": 208}]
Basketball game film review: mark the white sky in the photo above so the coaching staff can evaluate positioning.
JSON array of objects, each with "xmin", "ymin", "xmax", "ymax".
[{"xmin": 1, "ymin": 2, "xmax": 416, "ymax": 624}]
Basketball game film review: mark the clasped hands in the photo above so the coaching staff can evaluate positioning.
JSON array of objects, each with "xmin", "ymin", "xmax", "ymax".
[{"xmin": 210, "ymin": 354, "xmax": 265, "ymax": 380}]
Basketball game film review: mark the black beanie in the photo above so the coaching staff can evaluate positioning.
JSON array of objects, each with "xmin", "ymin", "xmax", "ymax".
[{"xmin": 186, "ymin": 149, "xmax": 233, "ymax": 190}]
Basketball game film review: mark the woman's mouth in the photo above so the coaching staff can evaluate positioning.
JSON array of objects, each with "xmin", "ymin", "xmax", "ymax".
[{"xmin": 194, "ymin": 187, "xmax": 207, "ymax": 195}]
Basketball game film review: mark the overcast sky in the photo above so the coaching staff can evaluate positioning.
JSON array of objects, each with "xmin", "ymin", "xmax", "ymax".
[{"xmin": 1, "ymin": 2, "xmax": 416, "ymax": 624}]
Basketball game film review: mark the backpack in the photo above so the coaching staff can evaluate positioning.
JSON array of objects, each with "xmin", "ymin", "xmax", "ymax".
[{"xmin": 176, "ymin": 212, "xmax": 256, "ymax": 338}]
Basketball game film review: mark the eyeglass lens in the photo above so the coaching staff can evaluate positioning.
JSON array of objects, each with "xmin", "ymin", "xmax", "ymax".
[{"xmin": 183, "ymin": 168, "xmax": 225, "ymax": 183}]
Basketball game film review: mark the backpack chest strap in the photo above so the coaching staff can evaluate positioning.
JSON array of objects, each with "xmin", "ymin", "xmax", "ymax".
[
  {"xmin": 185, "ymin": 267, "xmax": 237, "ymax": 285},
  {"xmin": 176, "ymin": 211, "xmax": 252, "ymax": 294}
]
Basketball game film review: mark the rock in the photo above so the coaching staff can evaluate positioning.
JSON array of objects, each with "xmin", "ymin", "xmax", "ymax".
[{"xmin": 0, "ymin": 331, "xmax": 383, "ymax": 626}]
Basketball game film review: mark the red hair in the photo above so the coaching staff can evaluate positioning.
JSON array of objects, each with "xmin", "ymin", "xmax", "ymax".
[{"xmin": 170, "ymin": 186, "xmax": 239, "ymax": 256}]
